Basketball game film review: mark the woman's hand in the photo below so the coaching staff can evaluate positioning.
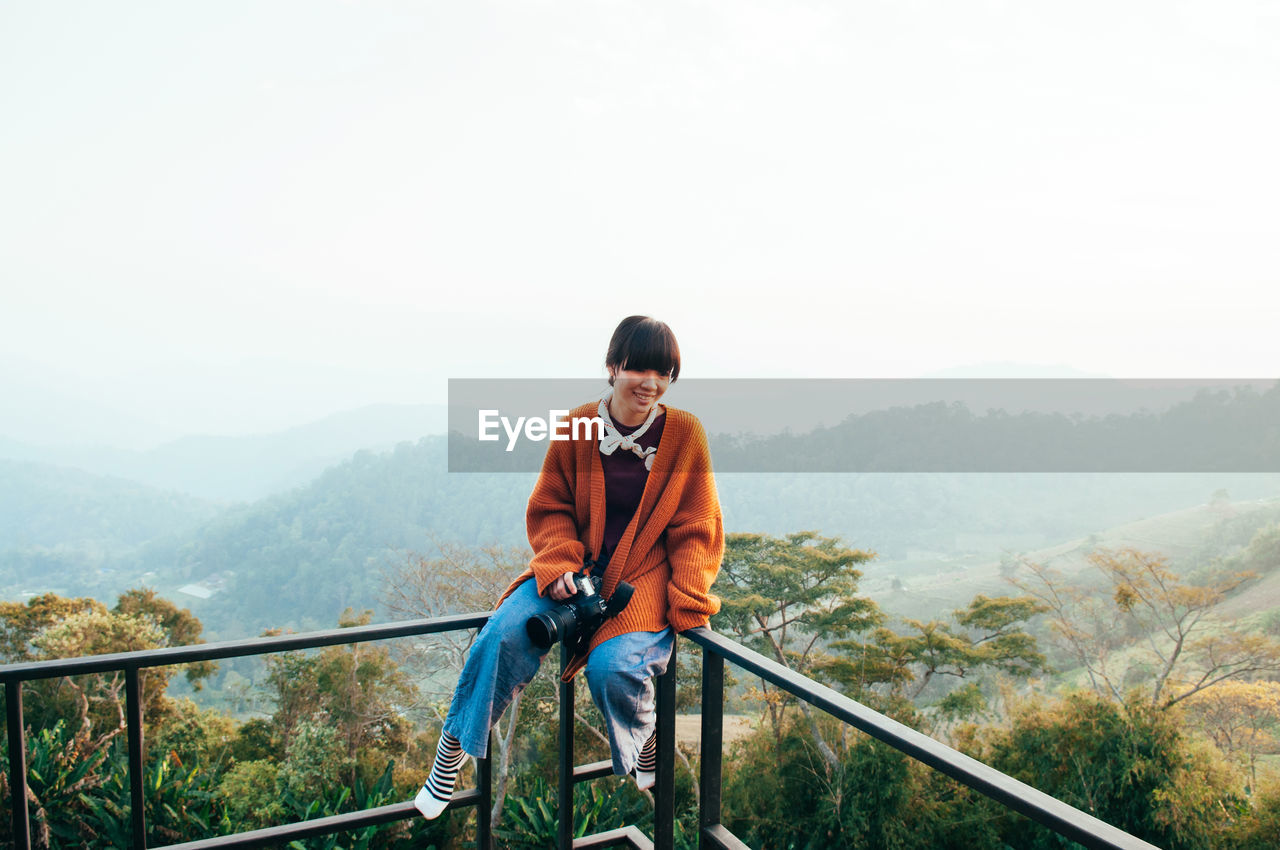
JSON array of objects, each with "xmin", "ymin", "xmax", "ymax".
[{"xmin": 547, "ymin": 572, "xmax": 578, "ymax": 602}]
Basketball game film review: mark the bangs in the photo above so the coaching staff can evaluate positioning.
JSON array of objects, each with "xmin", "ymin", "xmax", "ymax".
[{"xmin": 607, "ymin": 316, "xmax": 682, "ymax": 381}]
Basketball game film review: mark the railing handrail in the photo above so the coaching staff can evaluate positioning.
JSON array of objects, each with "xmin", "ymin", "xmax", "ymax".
[
  {"xmin": 683, "ymin": 626, "xmax": 1160, "ymax": 850},
  {"xmin": 1, "ymin": 615, "xmax": 1161, "ymax": 850},
  {"xmin": 0, "ymin": 611, "xmax": 492, "ymax": 682}
]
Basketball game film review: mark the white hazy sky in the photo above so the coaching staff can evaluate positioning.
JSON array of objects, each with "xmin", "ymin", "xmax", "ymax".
[{"xmin": 2, "ymin": 0, "xmax": 1277, "ymax": 442}]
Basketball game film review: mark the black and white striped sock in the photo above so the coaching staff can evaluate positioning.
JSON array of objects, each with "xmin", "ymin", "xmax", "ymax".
[
  {"xmin": 415, "ymin": 731, "xmax": 466, "ymax": 819},
  {"xmin": 426, "ymin": 732, "xmax": 466, "ymax": 801},
  {"xmin": 637, "ymin": 730, "xmax": 657, "ymax": 774},
  {"xmin": 634, "ymin": 729, "xmax": 657, "ymax": 790}
]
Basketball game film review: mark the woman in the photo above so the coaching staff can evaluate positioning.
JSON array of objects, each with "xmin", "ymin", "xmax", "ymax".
[{"xmin": 415, "ymin": 315, "xmax": 725, "ymax": 819}]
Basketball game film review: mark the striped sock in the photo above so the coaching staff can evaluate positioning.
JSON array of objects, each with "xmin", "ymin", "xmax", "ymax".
[
  {"xmin": 415, "ymin": 732, "xmax": 466, "ymax": 819},
  {"xmin": 637, "ymin": 730, "xmax": 657, "ymax": 772},
  {"xmin": 635, "ymin": 730, "xmax": 657, "ymax": 790}
]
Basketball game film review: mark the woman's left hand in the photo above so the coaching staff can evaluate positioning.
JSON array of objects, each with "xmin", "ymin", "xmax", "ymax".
[{"xmin": 547, "ymin": 572, "xmax": 578, "ymax": 601}]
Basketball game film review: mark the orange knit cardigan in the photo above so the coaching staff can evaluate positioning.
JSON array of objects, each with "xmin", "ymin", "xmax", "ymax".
[{"xmin": 496, "ymin": 401, "xmax": 725, "ymax": 680}]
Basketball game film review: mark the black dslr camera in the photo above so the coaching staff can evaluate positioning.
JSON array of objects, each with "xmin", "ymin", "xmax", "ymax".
[{"xmin": 527, "ymin": 572, "xmax": 635, "ymax": 652}]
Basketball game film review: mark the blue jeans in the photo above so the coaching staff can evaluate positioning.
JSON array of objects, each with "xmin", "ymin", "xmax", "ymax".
[{"xmin": 441, "ymin": 578, "xmax": 674, "ymax": 776}]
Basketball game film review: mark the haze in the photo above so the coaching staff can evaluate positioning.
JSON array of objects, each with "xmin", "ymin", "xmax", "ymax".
[{"xmin": 2, "ymin": 1, "xmax": 1277, "ymax": 449}]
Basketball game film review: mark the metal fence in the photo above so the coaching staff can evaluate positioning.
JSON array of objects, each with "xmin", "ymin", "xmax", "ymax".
[
  {"xmin": 1, "ymin": 614, "xmax": 493, "ymax": 850},
  {"xmin": 681, "ymin": 627, "xmax": 1158, "ymax": 850},
  {"xmin": 1, "ymin": 615, "xmax": 1160, "ymax": 849}
]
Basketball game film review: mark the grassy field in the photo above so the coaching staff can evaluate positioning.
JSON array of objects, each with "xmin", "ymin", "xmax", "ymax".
[{"xmin": 864, "ymin": 496, "xmax": 1280, "ymax": 625}]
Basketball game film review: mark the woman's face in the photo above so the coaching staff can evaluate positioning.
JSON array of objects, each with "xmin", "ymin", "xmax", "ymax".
[{"xmin": 608, "ymin": 365, "xmax": 671, "ymax": 425}]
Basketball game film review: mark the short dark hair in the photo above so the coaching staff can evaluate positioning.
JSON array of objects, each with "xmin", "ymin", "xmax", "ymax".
[{"xmin": 605, "ymin": 316, "xmax": 681, "ymax": 385}]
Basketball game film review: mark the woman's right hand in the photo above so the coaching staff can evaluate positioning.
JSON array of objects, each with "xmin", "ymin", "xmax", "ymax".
[{"xmin": 547, "ymin": 572, "xmax": 578, "ymax": 601}]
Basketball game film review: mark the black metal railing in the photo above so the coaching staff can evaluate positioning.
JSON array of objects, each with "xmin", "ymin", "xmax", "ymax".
[
  {"xmin": 1, "ymin": 616, "xmax": 1160, "ymax": 850},
  {"xmin": 0, "ymin": 613, "xmax": 494, "ymax": 850},
  {"xmin": 681, "ymin": 627, "xmax": 1159, "ymax": 850}
]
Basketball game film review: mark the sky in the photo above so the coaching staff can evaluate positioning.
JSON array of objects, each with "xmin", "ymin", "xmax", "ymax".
[{"xmin": 2, "ymin": 0, "xmax": 1277, "ymax": 446}]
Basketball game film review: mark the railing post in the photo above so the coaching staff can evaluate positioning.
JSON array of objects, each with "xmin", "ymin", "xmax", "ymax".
[
  {"xmin": 477, "ymin": 730, "xmax": 492, "ymax": 850},
  {"xmin": 5, "ymin": 681, "xmax": 31, "ymax": 850},
  {"xmin": 654, "ymin": 638, "xmax": 677, "ymax": 850},
  {"xmin": 125, "ymin": 666, "xmax": 147, "ymax": 849},
  {"xmin": 558, "ymin": 643, "xmax": 574, "ymax": 850},
  {"xmin": 698, "ymin": 649, "xmax": 724, "ymax": 849}
]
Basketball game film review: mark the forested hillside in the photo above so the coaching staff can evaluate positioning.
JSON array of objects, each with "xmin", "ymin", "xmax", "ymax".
[
  {"xmin": 0, "ymin": 460, "xmax": 222, "ymax": 598},
  {"xmin": 0, "ymin": 460, "xmax": 220, "ymax": 550},
  {"xmin": 9, "ymin": 429, "xmax": 1275, "ymax": 639},
  {"xmin": 145, "ymin": 458, "xmax": 1279, "ymax": 636},
  {"xmin": 171, "ymin": 441, "xmax": 533, "ymax": 636},
  {"xmin": 0, "ymin": 403, "xmax": 447, "ymax": 502}
]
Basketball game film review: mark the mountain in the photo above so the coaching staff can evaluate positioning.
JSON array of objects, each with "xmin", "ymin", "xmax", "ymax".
[
  {"xmin": 0, "ymin": 459, "xmax": 222, "ymax": 550},
  {"xmin": 115, "ymin": 437, "xmax": 1280, "ymax": 639},
  {"xmin": 6, "ymin": 391, "xmax": 1277, "ymax": 640},
  {"xmin": 0, "ymin": 459, "xmax": 224, "ymax": 598},
  {"xmin": 915, "ymin": 362, "xmax": 1112, "ymax": 379},
  {"xmin": 133, "ymin": 437, "xmax": 534, "ymax": 638},
  {"xmin": 0, "ymin": 403, "xmax": 448, "ymax": 501}
]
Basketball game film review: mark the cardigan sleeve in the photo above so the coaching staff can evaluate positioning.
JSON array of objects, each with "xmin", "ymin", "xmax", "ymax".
[
  {"xmin": 526, "ymin": 436, "xmax": 585, "ymax": 596},
  {"xmin": 664, "ymin": 417, "xmax": 725, "ymax": 632}
]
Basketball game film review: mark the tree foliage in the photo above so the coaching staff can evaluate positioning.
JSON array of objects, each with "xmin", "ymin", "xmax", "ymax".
[
  {"xmin": 829, "ymin": 594, "xmax": 1047, "ymax": 704},
  {"xmin": 713, "ymin": 531, "xmax": 881, "ymax": 768},
  {"xmin": 0, "ymin": 595, "xmax": 461, "ymax": 849},
  {"xmin": 262, "ymin": 608, "xmax": 414, "ymax": 786},
  {"xmin": 12, "ymin": 535, "xmax": 1280, "ymax": 848},
  {"xmin": 1183, "ymin": 679, "xmax": 1280, "ymax": 787},
  {"xmin": 713, "ymin": 531, "xmax": 1047, "ymax": 770},
  {"xmin": 1013, "ymin": 547, "xmax": 1280, "ymax": 709},
  {"xmin": 976, "ymin": 691, "xmax": 1246, "ymax": 850},
  {"xmin": 721, "ymin": 711, "xmax": 1005, "ymax": 850}
]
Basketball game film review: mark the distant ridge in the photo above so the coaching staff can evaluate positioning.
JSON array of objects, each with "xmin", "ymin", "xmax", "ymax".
[
  {"xmin": 916, "ymin": 362, "xmax": 1112, "ymax": 379},
  {"xmin": 0, "ymin": 458, "xmax": 220, "ymax": 550},
  {"xmin": 0, "ymin": 403, "xmax": 448, "ymax": 501}
]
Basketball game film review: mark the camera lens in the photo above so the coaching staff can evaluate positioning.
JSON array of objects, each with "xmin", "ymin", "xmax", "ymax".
[{"xmin": 527, "ymin": 608, "xmax": 576, "ymax": 650}]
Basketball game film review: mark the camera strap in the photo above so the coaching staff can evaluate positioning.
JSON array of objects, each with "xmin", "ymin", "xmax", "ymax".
[{"xmin": 583, "ymin": 551, "xmax": 610, "ymax": 578}]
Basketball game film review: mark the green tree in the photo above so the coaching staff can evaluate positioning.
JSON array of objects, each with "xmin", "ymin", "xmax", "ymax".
[
  {"xmin": 713, "ymin": 532, "xmax": 1046, "ymax": 766},
  {"xmin": 0, "ymin": 592, "xmax": 230, "ymax": 848},
  {"xmin": 215, "ymin": 759, "xmax": 284, "ymax": 829},
  {"xmin": 712, "ymin": 530, "xmax": 881, "ymax": 769},
  {"xmin": 262, "ymin": 609, "xmax": 415, "ymax": 786},
  {"xmin": 148, "ymin": 698, "xmax": 237, "ymax": 772},
  {"xmin": 1012, "ymin": 547, "xmax": 1280, "ymax": 709},
  {"xmin": 1233, "ymin": 783, "xmax": 1280, "ymax": 849},
  {"xmin": 112, "ymin": 588, "xmax": 216, "ymax": 688},
  {"xmin": 1236, "ymin": 522, "xmax": 1280, "ymax": 576},
  {"xmin": 721, "ymin": 711, "xmax": 1004, "ymax": 850},
  {"xmin": 276, "ymin": 712, "xmax": 353, "ymax": 802},
  {"xmin": 848, "ymin": 595, "xmax": 1047, "ymax": 703},
  {"xmin": 0, "ymin": 590, "xmax": 217, "ymax": 735},
  {"xmin": 978, "ymin": 690, "xmax": 1246, "ymax": 849}
]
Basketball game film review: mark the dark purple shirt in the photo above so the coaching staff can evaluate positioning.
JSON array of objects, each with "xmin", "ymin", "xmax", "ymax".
[{"xmin": 597, "ymin": 409, "xmax": 665, "ymax": 570}]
